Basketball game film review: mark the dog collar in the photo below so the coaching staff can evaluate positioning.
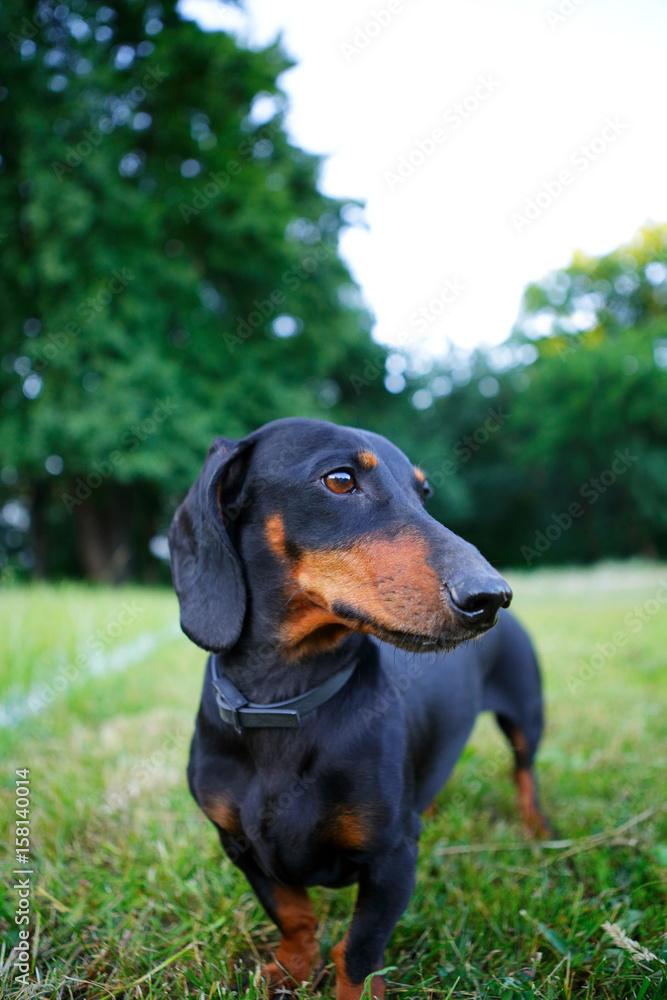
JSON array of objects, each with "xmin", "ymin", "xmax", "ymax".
[{"xmin": 210, "ymin": 654, "xmax": 357, "ymax": 733}]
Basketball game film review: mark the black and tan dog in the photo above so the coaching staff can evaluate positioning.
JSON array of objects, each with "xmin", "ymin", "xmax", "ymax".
[{"xmin": 169, "ymin": 417, "xmax": 548, "ymax": 999}]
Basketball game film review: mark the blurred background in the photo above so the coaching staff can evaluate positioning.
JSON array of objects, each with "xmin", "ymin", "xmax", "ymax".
[{"xmin": 1, "ymin": 0, "xmax": 666, "ymax": 582}]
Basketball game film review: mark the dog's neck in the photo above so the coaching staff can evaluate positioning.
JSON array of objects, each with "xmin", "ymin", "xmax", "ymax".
[{"xmin": 217, "ymin": 631, "xmax": 368, "ymax": 704}]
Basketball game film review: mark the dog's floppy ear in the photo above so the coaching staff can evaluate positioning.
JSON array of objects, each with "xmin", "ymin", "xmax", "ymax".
[{"xmin": 169, "ymin": 436, "xmax": 253, "ymax": 653}]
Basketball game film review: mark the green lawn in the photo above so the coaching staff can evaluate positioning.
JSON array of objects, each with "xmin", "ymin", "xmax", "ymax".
[{"xmin": 1, "ymin": 565, "xmax": 666, "ymax": 999}]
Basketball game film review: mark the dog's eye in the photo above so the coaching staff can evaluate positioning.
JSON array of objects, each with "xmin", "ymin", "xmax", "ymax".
[
  {"xmin": 323, "ymin": 470, "xmax": 356, "ymax": 494},
  {"xmin": 422, "ymin": 480, "xmax": 433, "ymax": 500}
]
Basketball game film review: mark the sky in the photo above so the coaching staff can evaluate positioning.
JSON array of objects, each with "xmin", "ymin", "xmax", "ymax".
[{"xmin": 179, "ymin": 0, "xmax": 667, "ymax": 359}]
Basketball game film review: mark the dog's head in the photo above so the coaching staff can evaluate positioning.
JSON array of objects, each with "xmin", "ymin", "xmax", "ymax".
[{"xmin": 169, "ymin": 418, "xmax": 511, "ymax": 658}]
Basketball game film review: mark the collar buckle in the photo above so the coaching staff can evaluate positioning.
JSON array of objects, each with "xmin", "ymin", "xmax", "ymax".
[{"xmin": 211, "ymin": 671, "xmax": 249, "ymax": 735}]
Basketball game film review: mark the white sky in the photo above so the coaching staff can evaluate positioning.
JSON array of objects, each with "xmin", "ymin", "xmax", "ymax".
[{"xmin": 179, "ymin": 0, "xmax": 667, "ymax": 357}]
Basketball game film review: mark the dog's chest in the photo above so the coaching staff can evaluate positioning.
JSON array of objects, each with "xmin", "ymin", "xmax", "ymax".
[{"xmin": 239, "ymin": 759, "xmax": 394, "ymax": 885}]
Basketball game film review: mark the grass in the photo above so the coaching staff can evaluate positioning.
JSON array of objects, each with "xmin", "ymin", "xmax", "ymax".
[{"xmin": 1, "ymin": 563, "xmax": 666, "ymax": 999}]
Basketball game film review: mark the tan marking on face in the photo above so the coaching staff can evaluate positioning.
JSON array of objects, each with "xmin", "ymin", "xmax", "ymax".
[
  {"xmin": 280, "ymin": 595, "xmax": 353, "ymax": 658},
  {"xmin": 357, "ymin": 449, "xmax": 378, "ymax": 469},
  {"xmin": 202, "ymin": 794, "xmax": 242, "ymax": 836},
  {"xmin": 264, "ymin": 513, "xmax": 353, "ymax": 657},
  {"xmin": 264, "ymin": 513, "xmax": 350, "ymax": 657},
  {"xmin": 284, "ymin": 529, "xmax": 447, "ymax": 651},
  {"xmin": 265, "ymin": 512, "xmax": 287, "ymax": 558},
  {"xmin": 414, "ymin": 466, "xmax": 426, "ymax": 484},
  {"xmin": 261, "ymin": 885, "xmax": 320, "ymax": 988},
  {"xmin": 267, "ymin": 519, "xmax": 449, "ymax": 657}
]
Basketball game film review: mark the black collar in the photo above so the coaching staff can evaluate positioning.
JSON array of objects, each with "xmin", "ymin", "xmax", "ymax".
[{"xmin": 210, "ymin": 654, "xmax": 357, "ymax": 733}]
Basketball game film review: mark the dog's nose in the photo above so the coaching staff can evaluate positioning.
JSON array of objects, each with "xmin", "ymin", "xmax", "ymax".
[{"xmin": 449, "ymin": 575, "xmax": 512, "ymax": 626}]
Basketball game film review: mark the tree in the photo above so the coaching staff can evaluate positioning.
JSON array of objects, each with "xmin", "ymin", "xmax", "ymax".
[
  {"xmin": 507, "ymin": 225, "xmax": 667, "ymax": 563},
  {"xmin": 403, "ymin": 224, "xmax": 667, "ymax": 567},
  {"xmin": 0, "ymin": 0, "xmax": 387, "ymax": 580}
]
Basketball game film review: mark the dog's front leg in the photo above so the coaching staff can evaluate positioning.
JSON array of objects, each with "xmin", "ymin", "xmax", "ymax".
[
  {"xmin": 245, "ymin": 875, "xmax": 319, "ymax": 988},
  {"xmin": 220, "ymin": 839, "xmax": 320, "ymax": 990},
  {"xmin": 259, "ymin": 883, "xmax": 320, "ymax": 989},
  {"xmin": 332, "ymin": 839, "xmax": 418, "ymax": 1000}
]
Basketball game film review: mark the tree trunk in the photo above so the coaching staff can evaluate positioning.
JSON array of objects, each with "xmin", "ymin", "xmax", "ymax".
[{"xmin": 72, "ymin": 483, "xmax": 132, "ymax": 583}]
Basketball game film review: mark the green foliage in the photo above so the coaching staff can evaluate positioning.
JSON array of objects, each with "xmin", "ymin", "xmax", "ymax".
[
  {"xmin": 404, "ymin": 224, "xmax": 667, "ymax": 567},
  {"xmin": 0, "ymin": 0, "xmax": 387, "ymax": 578}
]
